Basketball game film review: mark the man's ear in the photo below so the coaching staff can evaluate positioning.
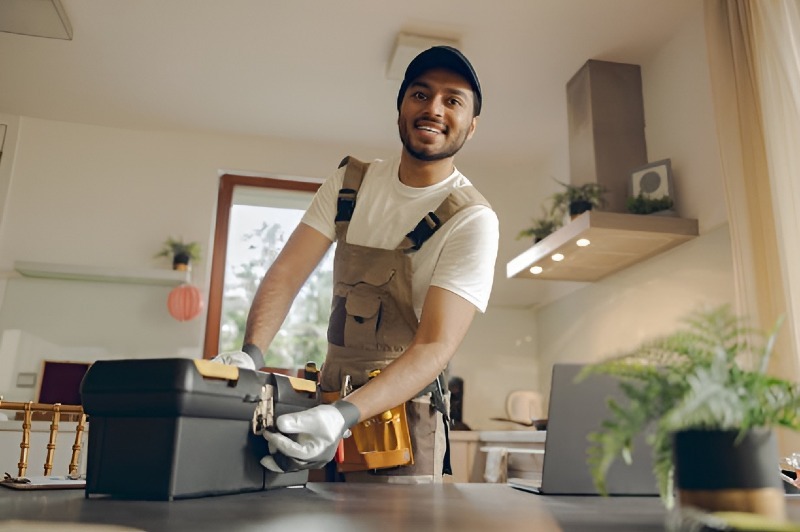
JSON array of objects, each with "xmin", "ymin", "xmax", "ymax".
[{"xmin": 466, "ymin": 116, "xmax": 479, "ymax": 141}]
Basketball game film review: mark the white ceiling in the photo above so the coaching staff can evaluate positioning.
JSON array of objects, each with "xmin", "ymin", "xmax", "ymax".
[
  {"xmin": 0, "ymin": 0, "xmax": 699, "ymax": 308},
  {"xmin": 1, "ymin": 0, "xmax": 698, "ymax": 163}
]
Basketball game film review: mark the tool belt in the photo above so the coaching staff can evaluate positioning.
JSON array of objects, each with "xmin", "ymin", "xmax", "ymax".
[
  {"xmin": 321, "ymin": 373, "xmax": 449, "ymax": 473},
  {"xmin": 321, "ymin": 390, "xmax": 414, "ymax": 472}
]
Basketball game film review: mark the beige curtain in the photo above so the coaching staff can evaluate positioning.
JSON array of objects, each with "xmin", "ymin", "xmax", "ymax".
[{"xmin": 704, "ymin": 0, "xmax": 800, "ymax": 453}]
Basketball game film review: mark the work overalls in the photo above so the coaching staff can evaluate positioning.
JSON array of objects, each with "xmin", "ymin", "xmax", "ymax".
[{"xmin": 318, "ymin": 157, "xmax": 490, "ymax": 482}]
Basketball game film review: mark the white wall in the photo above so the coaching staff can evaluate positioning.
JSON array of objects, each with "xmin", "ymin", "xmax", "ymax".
[
  {"xmin": 534, "ymin": 5, "xmax": 735, "ymax": 404},
  {"xmin": 0, "ymin": 116, "xmax": 538, "ymax": 410},
  {"xmin": 450, "ymin": 306, "xmax": 538, "ymax": 430}
]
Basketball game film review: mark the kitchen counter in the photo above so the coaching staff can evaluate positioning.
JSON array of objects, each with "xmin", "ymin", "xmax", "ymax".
[
  {"xmin": 0, "ymin": 482, "xmax": 669, "ymax": 531},
  {"xmin": 449, "ymin": 430, "xmax": 545, "ymax": 483}
]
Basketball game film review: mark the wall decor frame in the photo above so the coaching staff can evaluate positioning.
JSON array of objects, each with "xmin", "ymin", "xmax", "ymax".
[{"xmin": 630, "ymin": 158, "xmax": 674, "ymax": 199}]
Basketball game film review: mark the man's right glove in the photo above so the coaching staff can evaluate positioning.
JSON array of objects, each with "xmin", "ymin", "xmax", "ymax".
[{"xmin": 261, "ymin": 400, "xmax": 360, "ymax": 473}]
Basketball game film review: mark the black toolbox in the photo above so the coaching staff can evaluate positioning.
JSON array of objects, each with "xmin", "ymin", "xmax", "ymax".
[{"xmin": 80, "ymin": 358, "xmax": 318, "ymax": 500}]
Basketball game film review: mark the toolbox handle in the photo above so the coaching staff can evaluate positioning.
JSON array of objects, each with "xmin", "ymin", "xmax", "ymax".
[
  {"xmin": 286, "ymin": 376, "xmax": 317, "ymax": 394},
  {"xmin": 193, "ymin": 359, "xmax": 239, "ymax": 381}
]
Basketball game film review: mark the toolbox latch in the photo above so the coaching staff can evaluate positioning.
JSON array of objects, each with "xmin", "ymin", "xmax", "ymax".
[{"xmin": 252, "ymin": 384, "xmax": 274, "ymax": 435}]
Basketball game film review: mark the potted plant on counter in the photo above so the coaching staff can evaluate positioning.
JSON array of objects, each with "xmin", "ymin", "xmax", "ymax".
[
  {"xmin": 156, "ymin": 237, "xmax": 202, "ymax": 271},
  {"xmin": 581, "ymin": 305, "xmax": 800, "ymax": 520},
  {"xmin": 550, "ymin": 179, "xmax": 607, "ymax": 221}
]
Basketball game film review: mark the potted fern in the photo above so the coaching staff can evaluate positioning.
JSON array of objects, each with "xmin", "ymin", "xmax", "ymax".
[
  {"xmin": 581, "ymin": 305, "xmax": 800, "ymax": 519},
  {"xmin": 155, "ymin": 237, "xmax": 201, "ymax": 271},
  {"xmin": 550, "ymin": 179, "xmax": 607, "ymax": 221}
]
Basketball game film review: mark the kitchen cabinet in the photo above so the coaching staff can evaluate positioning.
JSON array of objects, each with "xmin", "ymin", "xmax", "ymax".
[{"xmin": 506, "ymin": 210, "xmax": 698, "ymax": 282}]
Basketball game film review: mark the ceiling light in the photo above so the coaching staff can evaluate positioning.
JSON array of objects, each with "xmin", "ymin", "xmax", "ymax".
[
  {"xmin": 551, "ymin": 253, "xmax": 564, "ymax": 262},
  {"xmin": 529, "ymin": 266, "xmax": 543, "ymax": 275},
  {"xmin": 386, "ymin": 32, "xmax": 460, "ymax": 80},
  {"xmin": 577, "ymin": 238, "xmax": 591, "ymax": 247}
]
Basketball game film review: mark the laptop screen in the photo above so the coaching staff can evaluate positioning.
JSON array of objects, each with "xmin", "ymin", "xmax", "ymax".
[{"xmin": 537, "ymin": 363, "xmax": 657, "ymax": 496}]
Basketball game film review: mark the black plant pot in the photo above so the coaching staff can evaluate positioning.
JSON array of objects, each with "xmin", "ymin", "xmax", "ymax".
[
  {"xmin": 569, "ymin": 200, "xmax": 593, "ymax": 219},
  {"xmin": 172, "ymin": 251, "xmax": 191, "ymax": 271},
  {"xmin": 673, "ymin": 429, "xmax": 785, "ymax": 519}
]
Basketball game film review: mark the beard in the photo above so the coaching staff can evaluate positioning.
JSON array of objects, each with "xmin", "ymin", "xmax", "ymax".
[{"xmin": 398, "ymin": 119, "xmax": 471, "ymax": 162}]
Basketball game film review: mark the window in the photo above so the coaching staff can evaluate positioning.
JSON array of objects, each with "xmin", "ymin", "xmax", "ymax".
[{"xmin": 203, "ymin": 174, "xmax": 333, "ymax": 370}]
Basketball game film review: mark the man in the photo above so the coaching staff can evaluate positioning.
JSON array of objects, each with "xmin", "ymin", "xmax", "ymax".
[{"xmin": 216, "ymin": 46, "xmax": 498, "ymax": 483}]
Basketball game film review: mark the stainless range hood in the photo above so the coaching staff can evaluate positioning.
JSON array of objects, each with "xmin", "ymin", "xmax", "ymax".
[
  {"xmin": 567, "ymin": 60, "xmax": 648, "ymax": 213},
  {"xmin": 506, "ymin": 59, "xmax": 698, "ymax": 283}
]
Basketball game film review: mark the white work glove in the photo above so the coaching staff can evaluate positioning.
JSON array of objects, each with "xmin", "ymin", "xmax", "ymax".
[
  {"xmin": 261, "ymin": 401, "xmax": 360, "ymax": 473},
  {"xmin": 210, "ymin": 343, "xmax": 263, "ymax": 371},
  {"xmin": 210, "ymin": 350, "xmax": 256, "ymax": 370}
]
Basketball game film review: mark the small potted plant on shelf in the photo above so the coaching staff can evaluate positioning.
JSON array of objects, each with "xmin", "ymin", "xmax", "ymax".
[
  {"xmin": 626, "ymin": 193, "xmax": 675, "ymax": 216},
  {"xmin": 156, "ymin": 237, "xmax": 201, "ymax": 271},
  {"xmin": 516, "ymin": 211, "xmax": 562, "ymax": 244},
  {"xmin": 550, "ymin": 179, "xmax": 607, "ymax": 221},
  {"xmin": 580, "ymin": 305, "xmax": 800, "ymax": 520}
]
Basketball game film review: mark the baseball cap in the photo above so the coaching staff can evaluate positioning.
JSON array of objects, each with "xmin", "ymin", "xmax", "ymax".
[{"xmin": 396, "ymin": 46, "xmax": 482, "ymax": 116}]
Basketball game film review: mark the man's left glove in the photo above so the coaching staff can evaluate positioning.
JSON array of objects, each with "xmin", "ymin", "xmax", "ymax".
[
  {"xmin": 261, "ymin": 400, "xmax": 360, "ymax": 473},
  {"xmin": 209, "ymin": 344, "xmax": 264, "ymax": 371}
]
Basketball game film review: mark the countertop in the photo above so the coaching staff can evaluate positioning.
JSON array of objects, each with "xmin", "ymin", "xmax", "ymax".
[
  {"xmin": 0, "ymin": 482, "xmax": 668, "ymax": 532},
  {"xmin": 449, "ymin": 429, "xmax": 546, "ymax": 443}
]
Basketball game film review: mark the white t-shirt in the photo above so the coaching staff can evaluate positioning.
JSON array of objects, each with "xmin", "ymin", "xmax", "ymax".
[{"xmin": 301, "ymin": 157, "xmax": 499, "ymax": 317}]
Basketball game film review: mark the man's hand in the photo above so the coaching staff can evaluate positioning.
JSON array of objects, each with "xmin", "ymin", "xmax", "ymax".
[
  {"xmin": 261, "ymin": 401, "xmax": 360, "ymax": 473},
  {"xmin": 210, "ymin": 344, "xmax": 263, "ymax": 370},
  {"xmin": 209, "ymin": 350, "xmax": 256, "ymax": 370}
]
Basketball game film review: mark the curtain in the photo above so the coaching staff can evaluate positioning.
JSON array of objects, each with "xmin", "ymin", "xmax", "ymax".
[{"xmin": 704, "ymin": 0, "xmax": 800, "ymax": 453}]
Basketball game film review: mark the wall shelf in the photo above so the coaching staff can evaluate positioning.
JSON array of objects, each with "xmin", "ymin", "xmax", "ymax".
[
  {"xmin": 506, "ymin": 211, "xmax": 699, "ymax": 282},
  {"xmin": 14, "ymin": 261, "xmax": 190, "ymax": 286}
]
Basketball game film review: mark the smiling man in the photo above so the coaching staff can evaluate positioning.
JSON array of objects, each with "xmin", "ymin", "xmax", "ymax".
[{"xmin": 215, "ymin": 46, "xmax": 499, "ymax": 483}]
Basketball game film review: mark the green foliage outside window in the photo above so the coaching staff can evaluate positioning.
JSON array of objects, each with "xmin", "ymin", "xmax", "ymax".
[{"xmin": 220, "ymin": 221, "xmax": 333, "ymax": 370}]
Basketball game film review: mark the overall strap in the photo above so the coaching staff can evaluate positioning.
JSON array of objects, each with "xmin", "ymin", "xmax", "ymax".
[
  {"xmin": 335, "ymin": 156, "xmax": 370, "ymax": 223},
  {"xmin": 401, "ymin": 186, "xmax": 491, "ymax": 252}
]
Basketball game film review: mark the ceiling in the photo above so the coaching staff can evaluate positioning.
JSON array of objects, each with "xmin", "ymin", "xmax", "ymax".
[{"xmin": 0, "ymin": 0, "xmax": 699, "ymax": 308}]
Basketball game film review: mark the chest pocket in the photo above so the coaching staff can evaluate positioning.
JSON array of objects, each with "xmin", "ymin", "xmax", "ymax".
[
  {"xmin": 343, "ymin": 288, "xmax": 382, "ymax": 346},
  {"xmin": 328, "ymin": 269, "xmax": 412, "ymax": 352}
]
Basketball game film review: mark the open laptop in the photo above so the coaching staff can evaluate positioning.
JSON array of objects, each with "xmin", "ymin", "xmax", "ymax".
[{"xmin": 508, "ymin": 363, "xmax": 658, "ymax": 496}]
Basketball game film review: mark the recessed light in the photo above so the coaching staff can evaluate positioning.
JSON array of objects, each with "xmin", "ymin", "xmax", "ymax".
[
  {"xmin": 551, "ymin": 253, "xmax": 564, "ymax": 262},
  {"xmin": 577, "ymin": 238, "xmax": 591, "ymax": 247},
  {"xmin": 530, "ymin": 266, "xmax": 543, "ymax": 274}
]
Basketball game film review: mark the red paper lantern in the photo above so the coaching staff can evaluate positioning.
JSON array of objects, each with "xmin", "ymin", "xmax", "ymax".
[{"xmin": 167, "ymin": 284, "xmax": 203, "ymax": 322}]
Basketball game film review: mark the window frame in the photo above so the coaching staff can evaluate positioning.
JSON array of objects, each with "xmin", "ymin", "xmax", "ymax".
[{"xmin": 202, "ymin": 173, "xmax": 320, "ymax": 359}]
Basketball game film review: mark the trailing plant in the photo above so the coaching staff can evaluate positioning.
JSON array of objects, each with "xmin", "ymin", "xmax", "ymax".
[
  {"xmin": 516, "ymin": 211, "xmax": 562, "ymax": 242},
  {"xmin": 626, "ymin": 194, "xmax": 674, "ymax": 215},
  {"xmin": 155, "ymin": 237, "xmax": 202, "ymax": 263},
  {"xmin": 580, "ymin": 305, "xmax": 800, "ymax": 507},
  {"xmin": 549, "ymin": 179, "xmax": 607, "ymax": 219}
]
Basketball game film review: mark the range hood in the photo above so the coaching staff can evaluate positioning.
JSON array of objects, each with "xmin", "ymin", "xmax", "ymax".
[{"xmin": 506, "ymin": 60, "xmax": 698, "ymax": 282}]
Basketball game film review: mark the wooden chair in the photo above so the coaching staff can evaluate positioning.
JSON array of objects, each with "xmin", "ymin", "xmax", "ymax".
[{"xmin": 0, "ymin": 399, "xmax": 86, "ymax": 478}]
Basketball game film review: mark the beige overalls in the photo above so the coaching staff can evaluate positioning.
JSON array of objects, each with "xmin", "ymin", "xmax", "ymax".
[{"xmin": 318, "ymin": 157, "xmax": 490, "ymax": 482}]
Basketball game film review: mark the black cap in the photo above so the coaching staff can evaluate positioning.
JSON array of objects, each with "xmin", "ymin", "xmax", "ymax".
[{"xmin": 396, "ymin": 46, "xmax": 482, "ymax": 116}]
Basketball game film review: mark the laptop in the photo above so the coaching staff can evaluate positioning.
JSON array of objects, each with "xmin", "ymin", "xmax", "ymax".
[{"xmin": 508, "ymin": 363, "xmax": 658, "ymax": 496}]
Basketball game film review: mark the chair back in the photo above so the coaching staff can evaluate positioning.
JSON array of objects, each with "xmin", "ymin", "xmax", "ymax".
[{"xmin": 0, "ymin": 399, "xmax": 86, "ymax": 477}]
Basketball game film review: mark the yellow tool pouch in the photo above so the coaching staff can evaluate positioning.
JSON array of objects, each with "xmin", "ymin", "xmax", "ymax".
[{"xmin": 321, "ymin": 391, "xmax": 414, "ymax": 472}]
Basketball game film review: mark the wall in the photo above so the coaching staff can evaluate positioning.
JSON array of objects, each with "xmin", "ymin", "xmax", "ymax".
[
  {"xmin": 534, "ymin": 5, "xmax": 735, "ymax": 403},
  {"xmin": 0, "ymin": 117, "xmax": 539, "ymax": 414}
]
